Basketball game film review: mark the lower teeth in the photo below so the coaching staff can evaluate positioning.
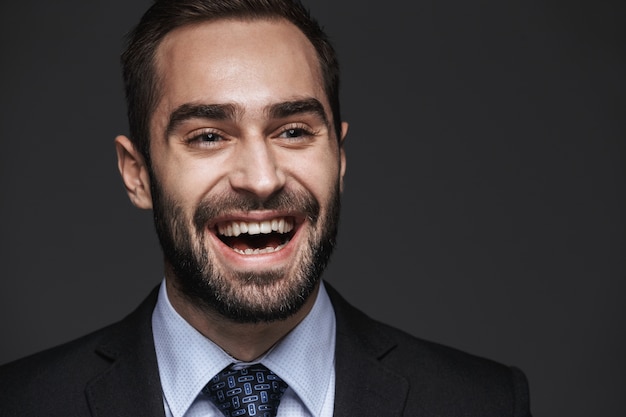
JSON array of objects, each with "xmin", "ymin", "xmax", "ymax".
[{"xmin": 233, "ymin": 242, "xmax": 287, "ymax": 255}]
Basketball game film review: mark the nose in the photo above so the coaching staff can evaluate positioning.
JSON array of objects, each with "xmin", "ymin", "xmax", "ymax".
[{"xmin": 229, "ymin": 138, "xmax": 286, "ymax": 200}]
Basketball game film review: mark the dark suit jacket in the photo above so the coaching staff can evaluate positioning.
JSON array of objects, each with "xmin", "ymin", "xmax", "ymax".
[{"xmin": 0, "ymin": 283, "xmax": 532, "ymax": 416}]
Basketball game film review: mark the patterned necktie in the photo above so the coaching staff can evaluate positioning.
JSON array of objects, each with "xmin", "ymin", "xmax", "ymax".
[{"xmin": 203, "ymin": 364, "xmax": 288, "ymax": 417}]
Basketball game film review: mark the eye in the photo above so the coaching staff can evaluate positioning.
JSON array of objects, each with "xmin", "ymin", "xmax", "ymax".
[
  {"xmin": 281, "ymin": 128, "xmax": 306, "ymax": 138},
  {"xmin": 276, "ymin": 124, "xmax": 317, "ymax": 144},
  {"xmin": 185, "ymin": 129, "xmax": 225, "ymax": 148}
]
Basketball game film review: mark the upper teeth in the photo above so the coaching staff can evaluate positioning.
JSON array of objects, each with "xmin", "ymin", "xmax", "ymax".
[{"xmin": 217, "ymin": 217, "xmax": 294, "ymax": 237}]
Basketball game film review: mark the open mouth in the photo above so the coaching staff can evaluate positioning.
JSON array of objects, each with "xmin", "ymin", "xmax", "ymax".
[{"xmin": 214, "ymin": 216, "xmax": 296, "ymax": 255}]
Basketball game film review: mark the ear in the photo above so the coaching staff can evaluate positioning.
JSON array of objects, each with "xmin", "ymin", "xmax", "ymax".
[
  {"xmin": 338, "ymin": 121, "xmax": 348, "ymax": 192},
  {"xmin": 114, "ymin": 135, "xmax": 153, "ymax": 209}
]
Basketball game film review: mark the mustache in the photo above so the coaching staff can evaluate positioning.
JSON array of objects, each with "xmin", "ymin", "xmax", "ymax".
[{"xmin": 192, "ymin": 189, "xmax": 321, "ymax": 231}]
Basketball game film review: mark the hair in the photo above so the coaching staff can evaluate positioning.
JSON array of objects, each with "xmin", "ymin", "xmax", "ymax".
[{"xmin": 121, "ymin": 0, "xmax": 342, "ymax": 165}]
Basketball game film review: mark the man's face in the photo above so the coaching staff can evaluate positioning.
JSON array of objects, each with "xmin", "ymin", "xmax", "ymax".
[{"xmin": 145, "ymin": 19, "xmax": 346, "ymax": 322}]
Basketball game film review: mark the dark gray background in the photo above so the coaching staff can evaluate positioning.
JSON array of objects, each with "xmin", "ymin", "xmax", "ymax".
[{"xmin": 0, "ymin": 1, "xmax": 624, "ymax": 416}]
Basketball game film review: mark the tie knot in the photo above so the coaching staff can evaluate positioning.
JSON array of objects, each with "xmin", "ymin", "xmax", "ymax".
[{"xmin": 203, "ymin": 364, "xmax": 288, "ymax": 417}]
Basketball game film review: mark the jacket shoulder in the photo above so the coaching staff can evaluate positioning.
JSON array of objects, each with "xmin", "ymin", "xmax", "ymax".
[
  {"xmin": 0, "ymin": 286, "xmax": 160, "ymax": 417},
  {"xmin": 325, "ymin": 282, "xmax": 532, "ymax": 416},
  {"xmin": 0, "ymin": 322, "xmax": 120, "ymax": 416}
]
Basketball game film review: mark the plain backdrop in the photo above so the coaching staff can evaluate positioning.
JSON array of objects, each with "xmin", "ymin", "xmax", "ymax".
[{"xmin": 0, "ymin": 1, "xmax": 624, "ymax": 416}]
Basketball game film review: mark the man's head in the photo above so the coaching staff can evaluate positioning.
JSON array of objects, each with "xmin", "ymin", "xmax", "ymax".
[
  {"xmin": 120, "ymin": 0, "xmax": 342, "ymax": 166},
  {"xmin": 115, "ymin": 0, "xmax": 347, "ymax": 324}
]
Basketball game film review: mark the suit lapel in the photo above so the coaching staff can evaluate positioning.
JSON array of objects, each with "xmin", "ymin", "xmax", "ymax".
[
  {"xmin": 327, "ymin": 283, "xmax": 409, "ymax": 417},
  {"xmin": 85, "ymin": 286, "xmax": 166, "ymax": 417},
  {"xmin": 81, "ymin": 282, "xmax": 411, "ymax": 416}
]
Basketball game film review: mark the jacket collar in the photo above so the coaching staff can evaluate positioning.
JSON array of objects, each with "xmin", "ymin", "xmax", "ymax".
[
  {"xmin": 326, "ymin": 283, "xmax": 410, "ymax": 417},
  {"xmin": 85, "ymin": 286, "xmax": 166, "ymax": 417},
  {"xmin": 83, "ymin": 282, "xmax": 410, "ymax": 417}
]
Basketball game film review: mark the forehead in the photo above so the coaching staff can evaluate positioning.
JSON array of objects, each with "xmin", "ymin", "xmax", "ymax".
[{"xmin": 152, "ymin": 18, "xmax": 327, "ymax": 121}]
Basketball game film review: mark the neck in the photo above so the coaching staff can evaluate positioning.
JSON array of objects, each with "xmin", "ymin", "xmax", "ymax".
[{"xmin": 165, "ymin": 278, "xmax": 319, "ymax": 362}]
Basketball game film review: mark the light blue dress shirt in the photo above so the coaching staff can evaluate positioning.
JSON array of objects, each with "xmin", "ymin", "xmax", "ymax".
[{"xmin": 152, "ymin": 280, "xmax": 336, "ymax": 417}]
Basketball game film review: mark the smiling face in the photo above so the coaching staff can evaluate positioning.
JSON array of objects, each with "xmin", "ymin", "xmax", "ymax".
[{"xmin": 123, "ymin": 18, "xmax": 346, "ymax": 323}]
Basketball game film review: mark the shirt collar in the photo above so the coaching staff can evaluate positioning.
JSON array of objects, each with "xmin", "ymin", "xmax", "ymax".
[
  {"xmin": 262, "ymin": 282, "xmax": 336, "ymax": 416},
  {"xmin": 152, "ymin": 280, "xmax": 336, "ymax": 417}
]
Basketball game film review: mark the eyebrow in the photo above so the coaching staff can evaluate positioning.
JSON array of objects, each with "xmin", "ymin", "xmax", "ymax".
[
  {"xmin": 165, "ymin": 98, "xmax": 328, "ymax": 137},
  {"xmin": 166, "ymin": 103, "xmax": 238, "ymax": 136},
  {"xmin": 267, "ymin": 98, "xmax": 328, "ymax": 125}
]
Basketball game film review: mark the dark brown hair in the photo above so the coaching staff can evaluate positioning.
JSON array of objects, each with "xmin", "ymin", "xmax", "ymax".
[{"xmin": 121, "ymin": 0, "xmax": 342, "ymax": 164}]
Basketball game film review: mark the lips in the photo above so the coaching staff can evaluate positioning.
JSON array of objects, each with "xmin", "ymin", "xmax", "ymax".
[{"xmin": 214, "ymin": 216, "xmax": 296, "ymax": 255}]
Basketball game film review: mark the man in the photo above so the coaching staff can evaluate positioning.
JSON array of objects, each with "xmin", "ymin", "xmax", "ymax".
[{"xmin": 0, "ymin": 0, "xmax": 532, "ymax": 416}]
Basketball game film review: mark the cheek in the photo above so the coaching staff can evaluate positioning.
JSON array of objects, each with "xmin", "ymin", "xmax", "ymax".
[
  {"xmin": 285, "ymin": 150, "xmax": 341, "ymax": 201},
  {"xmin": 152, "ymin": 153, "xmax": 231, "ymax": 206}
]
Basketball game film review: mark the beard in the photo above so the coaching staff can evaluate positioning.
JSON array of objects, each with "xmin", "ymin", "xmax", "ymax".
[{"xmin": 150, "ymin": 178, "xmax": 341, "ymax": 324}]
